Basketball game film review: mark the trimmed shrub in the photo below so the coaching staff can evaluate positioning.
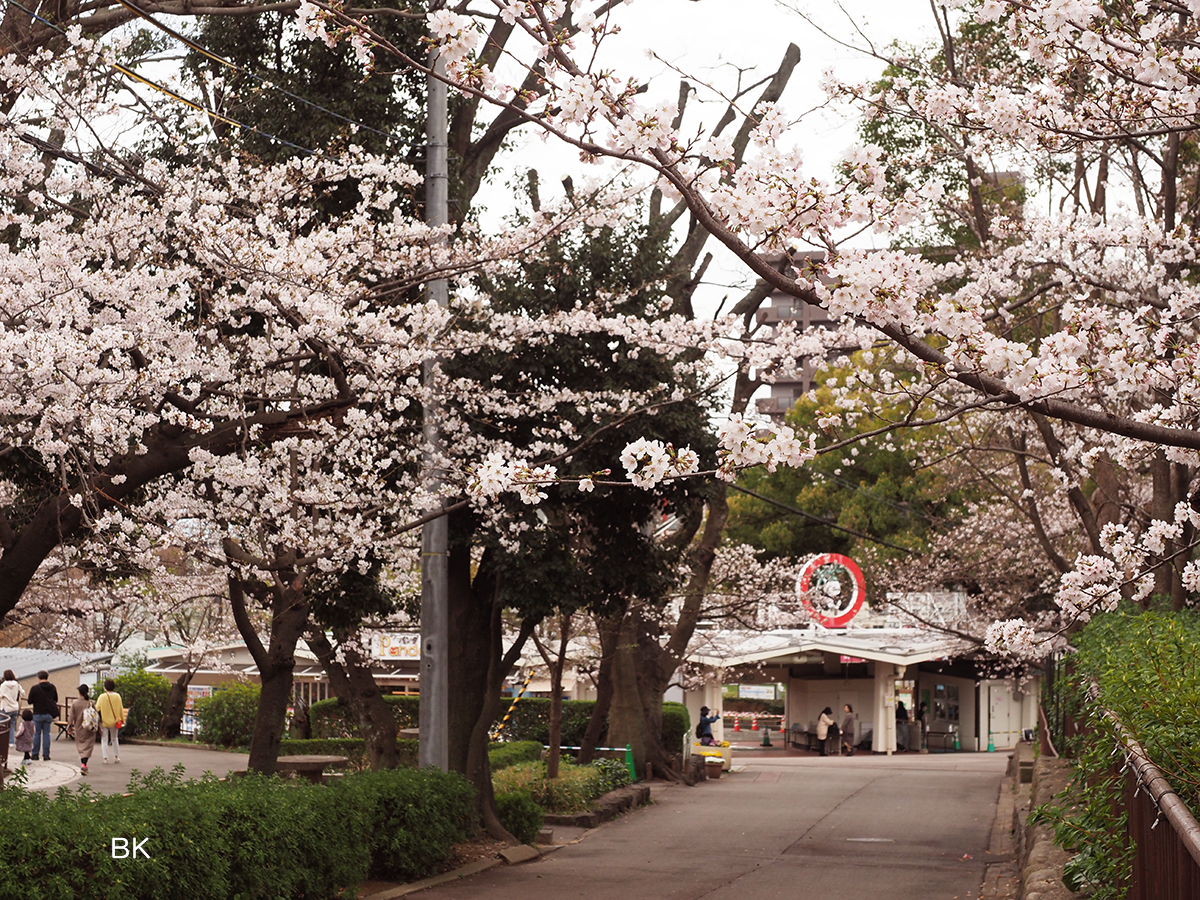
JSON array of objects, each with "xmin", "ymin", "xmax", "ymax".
[
  {"xmin": 316, "ymin": 694, "xmax": 683, "ymax": 760},
  {"xmin": 279, "ymin": 738, "xmax": 419, "ymax": 769},
  {"xmin": 592, "ymin": 757, "xmax": 633, "ymax": 793},
  {"xmin": 489, "ymin": 740, "xmax": 542, "ymax": 772},
  {"xmin": 310, "ymin": 694, "xmax": 419, "ymax": 739},
  {"xmin": 331, "ymin": 767, "xmax": 475, "ymax": 880},
  {"xmin": 491, "ymin": 760, "xmax": 602, "ymax": 813},
  {"xmin": 1031, "ymin": 608, "xmax": 1200, "ymax": 898},
  {"xmin": 0, "ymin": 764, "xmax": 474, "ymax": 900},
  {"xmin": 661, "ymin": 701, "xmax": 690, "ymax": 753},
  {"xmin": 194, "ymin": 682, "xmax": 260, "ymax": 748},
  {"xmin": 492, "ymin": 698, "xmax": 600, "ymax": 746},
  {"xmin": 111, "ymin": 670, "xmax": 172, "ymax": 738},
  {"xmin": 495, "ymin": 790, "xmax": 544, "ymax": 844}
]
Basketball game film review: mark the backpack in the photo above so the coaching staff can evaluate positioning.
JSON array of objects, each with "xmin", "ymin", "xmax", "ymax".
[
  {"xmin": 82, "ymin": 704, "xmax": 101, "ymax": 732},
  {"xmin": 695, "ymin": 723, "xmax": 703, "ymax": 738}
]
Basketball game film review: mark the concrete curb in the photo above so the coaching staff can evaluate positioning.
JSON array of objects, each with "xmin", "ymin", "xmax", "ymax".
[
  {"xmin": 980, "ymin": 769, "xmax": 1019, "ymax": 900},
  {"xmin": 122, "ymin": 738, "xmax": 229, "ymax": 752},
  {"xmin": 543, "ymin": 783, "xmax": 652, "ymax": 828},
  {"xmin": 1017, "ymin": 755, "xmax": 1081, "ymax": 900},
  {"xmin": 364, "ymin": 857, "xmax": 506, "ymax": 898}
]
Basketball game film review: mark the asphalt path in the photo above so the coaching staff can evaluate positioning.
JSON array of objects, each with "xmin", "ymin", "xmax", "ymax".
[
  {"xmin": 14, "ymin": 738, "xmax": 249, "ymax": 795},
  {"xmin": 421, "ymin": 752, "xmax": 1009, "ymax": 900}
]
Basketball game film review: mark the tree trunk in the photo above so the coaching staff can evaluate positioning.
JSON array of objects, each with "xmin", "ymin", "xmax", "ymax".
[
  {"xmin": 576, "ymin": 614, "xmax": 617, "ymax": 764},
  {"xmin": 158, "ymin": 671, "xmax": 192, "ymax": 739},
  {"xmin": 443, "ymin": 526, "xmax": 529, "ymax": 842},
  {"xmin": 534, "ymin": 614, "xmax": 571, "ymax": 778},
  {"xmin": 1171, "ymin": 463, "xmax": 1190, "ymax": 611},
  {"xmin": 1151, "ymin": 450, "xmax": 1174, "ymax": 604},
  {"xmin": 235, "ymin": 578, "xmax": 310, "ymax": 775},
  {"xmin": 306, "ymin": 628, "xmax": 399, "ymax": 769},
  {"xmin": 605, "ymin": 613, "xmax": 649, "ymax": 778}
]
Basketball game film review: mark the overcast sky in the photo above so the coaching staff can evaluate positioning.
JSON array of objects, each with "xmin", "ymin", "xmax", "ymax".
[{"xmin": 477, "ymin": 0, "xmax": 941, "ymax": 304}]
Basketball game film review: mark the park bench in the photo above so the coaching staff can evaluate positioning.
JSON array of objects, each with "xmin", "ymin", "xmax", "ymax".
[{"xmin": 273, "ymin": 754, "xmax": 349, "ymax": 783}]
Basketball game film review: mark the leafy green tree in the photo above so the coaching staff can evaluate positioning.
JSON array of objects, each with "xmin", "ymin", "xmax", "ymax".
[{"xmin": 728, "ymin": 354, "xmax": 965, "ymax": 596}]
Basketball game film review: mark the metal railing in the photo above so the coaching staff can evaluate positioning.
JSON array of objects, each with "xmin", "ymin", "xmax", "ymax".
[{"xmin": 1100, "ymin": 704, "xmax": 1200, "ymax": 900}]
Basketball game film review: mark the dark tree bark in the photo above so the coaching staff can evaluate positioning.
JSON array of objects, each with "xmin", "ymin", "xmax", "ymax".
[
  {"xmin": 532, "ymin": 613, "xmax": 571, "ymax": 778},
  {"xmin": 306, "ymin": 628, "xmax": 399, "ymax": 769},
  {"xmin": 576, "ymin": 615, "xmax": 617, "ymax": 765},
  {"xmin": 159, "ymin": 670, "xmax": 194, "ymax": 739},
  {"xmin": 228, "ymin": 571, "xmax": 310, "ymax": 775}
]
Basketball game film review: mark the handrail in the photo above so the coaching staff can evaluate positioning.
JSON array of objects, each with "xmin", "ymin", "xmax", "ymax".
[{"xmin": 1091, "ymin": 688, "xmax": 1200, "ymax": 869}]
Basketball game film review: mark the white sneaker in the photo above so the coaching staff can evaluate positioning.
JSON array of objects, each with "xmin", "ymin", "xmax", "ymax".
[{"xmin": 114, "ymin": 757, "xmax": 120, "ymax": 763}]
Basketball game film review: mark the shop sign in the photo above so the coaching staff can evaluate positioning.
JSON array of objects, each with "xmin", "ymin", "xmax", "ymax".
[{"xmin": 374, "ymin": 632, "xmax": 421, "ymax": 660}]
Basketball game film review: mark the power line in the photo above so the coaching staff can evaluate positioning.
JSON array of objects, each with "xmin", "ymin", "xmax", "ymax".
[
  {"xmin": 2, "ymin": 0, "xmax": 315, "ymax": 155},
  {"xmin": 109, "ymin": 0, "xmax": 408, "ymax": 147},
  {"xmin": 728, "ymin": 483, "xmax": 916, "ymax": 555}
]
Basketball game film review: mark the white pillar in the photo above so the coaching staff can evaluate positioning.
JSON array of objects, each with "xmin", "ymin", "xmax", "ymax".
[{"xmin": 872, "ymin": 663, "xmax": 895, "ymax": 754}]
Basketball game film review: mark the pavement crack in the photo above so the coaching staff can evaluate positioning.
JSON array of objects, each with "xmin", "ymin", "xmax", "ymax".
[{"xmin": 782, "ymin": 774, "xmax": 886, "ymax": 855}]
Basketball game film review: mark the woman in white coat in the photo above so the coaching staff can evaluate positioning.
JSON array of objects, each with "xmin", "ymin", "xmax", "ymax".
[
  {"xmin": 0, "ymin": 670, "xmax": 26, "ymax": 744},
  {"xmin": 816, "ymin": 706, "xmax": 836, "ymax": 757}
]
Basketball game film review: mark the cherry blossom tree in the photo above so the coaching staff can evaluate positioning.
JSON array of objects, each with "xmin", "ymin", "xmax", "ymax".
[{"xmin": 339, "ymin": 0, "xmax": 1200, "ymax": 657}]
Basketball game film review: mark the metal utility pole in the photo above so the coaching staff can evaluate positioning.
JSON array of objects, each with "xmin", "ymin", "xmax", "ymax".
[{"xmin": 418, "ymin": 35, "xmax": 450, "ymax": 772}]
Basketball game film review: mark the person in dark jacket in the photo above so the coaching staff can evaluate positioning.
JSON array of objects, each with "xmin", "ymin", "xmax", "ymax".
[
  {"xmin": 840, "ymin": 704, "xmax": 856, "ymax": 756},
  {"xmin": 696, "ymin": 706, "xmax": 721, "ymax": 745},
  {"xmin": 26, "ymin": 670, "xmax": 58, "ymax": 762}
]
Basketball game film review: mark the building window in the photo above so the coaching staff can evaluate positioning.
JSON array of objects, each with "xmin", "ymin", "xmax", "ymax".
[{"xmin": 934, "ymin": 684, "xmax": 959, "ymax": 723}]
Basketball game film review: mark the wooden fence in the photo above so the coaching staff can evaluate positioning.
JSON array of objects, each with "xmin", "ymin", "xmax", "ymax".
[{"xmin": 1101, "ymin": 706, "xmax": 1200, "ymax": 900}]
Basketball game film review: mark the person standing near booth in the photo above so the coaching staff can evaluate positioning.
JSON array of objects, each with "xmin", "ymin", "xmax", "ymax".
[
  {"xmin": 840, "ymin": 704, "xmax": 856, "ymax": 757},
  {"xmin": 26, "ymin": 670, "xmax": 58, "ymax": 761},
  {"xmin": 817, "ymin": 707, "xmax": 836, "ymax": 756},
  {"xmin": 0, "ymin": 670, "xmax": 26, "ymax": 744}
]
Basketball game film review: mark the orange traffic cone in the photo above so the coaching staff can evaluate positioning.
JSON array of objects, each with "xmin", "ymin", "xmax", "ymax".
[
  {"xmin": 751, "ymin": 715, "xmax": 758, "ymax": 731},
  {"xmin": 733, "ymin": 717, "xmax": 741, "ymax": 732}
]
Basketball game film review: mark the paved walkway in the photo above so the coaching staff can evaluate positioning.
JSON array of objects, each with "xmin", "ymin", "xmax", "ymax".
[
  {"xmin": 414, "ymin": 752, "xmax": 1012, "ymax": 900},
  {"xmin": 7, "ymin": 738, "xmax": 248, "ymax": 794}
]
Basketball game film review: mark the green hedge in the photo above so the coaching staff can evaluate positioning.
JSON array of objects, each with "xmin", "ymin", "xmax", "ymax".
[
  {"xmin": 310, "ymin": 695, "xmax": 418, "ymax": 739},
  {"xmin": 279, "ymin": 738, "xmax": 420, "ymax": 769},
  {"xmin": 495, "ymin": 791, "xmax": 543, "ymax": 844},
  {"xmin": 195, "ymin": 682, "xmax": 260, "ymax": 748},
  {"xmin": 661, "ymin": 701, "xmax": 690, "ymax": 752},
  {"xmin": 313, "ymin": 695, "xmax": 689, "ymax": 758},
  {"xmin": 111, "ymin": 670, "xmax": 172, "ymax": 738},
  {"xmin": 1032, "ymin": 608, "xmax": 1200, "ymax": 898},
  {"xmin": 488, "ymin": 740, "xmax": 542, "ymax": 771},
  {"xmin": 0, "ymin": 765, "xmax": 474, "ymax": 899}
]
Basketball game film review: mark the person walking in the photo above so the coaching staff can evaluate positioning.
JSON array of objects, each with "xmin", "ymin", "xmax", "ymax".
[
  {"xmin": 841, "ymin": 704, "xmax": 857, "ymax": 756},
  {"xmin": 816, "ymin": 706, "xmax": 835, "ymax": 756},
  {"xmin": 26, "ymin": 670, "xmax": 58, "ymax": 762},
  {"xmin": 68, "ymin": 684, "xmax": 98, "ymax": 775},
  {"xmin": 96, "ymin": 679, "xmax": 123, "ymax": 763},
  {"xmin": 13, "ymin": 709, "xmax": 35, "ymax": 764},
  {"xmin": 0, "ymin": 669, "xmax": 26, "ymax": 744}
]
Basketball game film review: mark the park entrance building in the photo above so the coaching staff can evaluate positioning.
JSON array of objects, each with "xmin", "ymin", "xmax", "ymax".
[{"xmin": 684, "ymin": 628, "xmax": 1039, "ymax": 754}]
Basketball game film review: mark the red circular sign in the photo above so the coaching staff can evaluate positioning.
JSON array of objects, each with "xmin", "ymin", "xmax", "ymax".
[{"xmin": 796, "ymin": 553, "xmax": 866, "ymax": 627}]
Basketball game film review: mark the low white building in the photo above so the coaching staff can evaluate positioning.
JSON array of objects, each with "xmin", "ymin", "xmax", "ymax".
[{"xmin": 684, "ymin": 627, "xmax": 1039, "ymax": 754}]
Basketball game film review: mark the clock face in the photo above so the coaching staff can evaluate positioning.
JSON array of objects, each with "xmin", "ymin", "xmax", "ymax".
[{"xmin": 796, "ymin": 553, "xmax": 866, "ymax": 627}]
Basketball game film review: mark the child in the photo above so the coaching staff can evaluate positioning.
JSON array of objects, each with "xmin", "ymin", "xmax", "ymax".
[{"xmin": 14, "ymin": 709, "xmax": 35, "ymax": 763}]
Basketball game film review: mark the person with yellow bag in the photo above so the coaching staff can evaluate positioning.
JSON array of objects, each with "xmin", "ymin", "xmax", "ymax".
[{"xmin": 96, "ymin": 679, "xmax": 124, "ymax": 764}]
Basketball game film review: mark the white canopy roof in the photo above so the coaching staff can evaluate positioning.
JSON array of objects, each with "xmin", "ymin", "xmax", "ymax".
[{"xmin": 688, "ymin": 627, "xmax": 968, "ymax": 669}]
